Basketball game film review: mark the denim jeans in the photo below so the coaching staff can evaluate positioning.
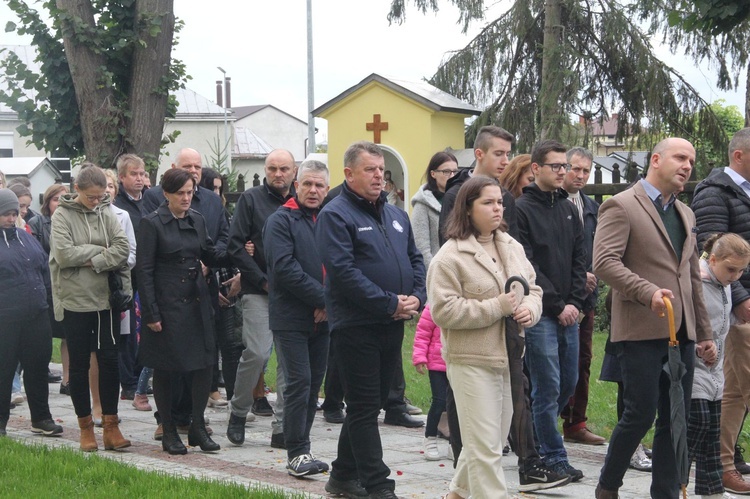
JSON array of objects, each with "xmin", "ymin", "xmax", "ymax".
[
  {"xmin": 136, "ymin": 366, "xmax": 153, "ymax": 395},
  {"xmin": 273, "ymin": 328, "xmax": 330, "ymax": 459},
  {"xmin": 331, "ymin": 322, "xmax": 404, "ymax": 493},
  {"xmin": 524, "ymin": 316, "xmax": 579, "ymax": 465}
]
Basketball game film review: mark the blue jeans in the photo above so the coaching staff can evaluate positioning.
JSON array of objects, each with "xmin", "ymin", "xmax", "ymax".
[
  {"xmin": 274, "ymin": 328, "xmax": 329, "ymax": 459},
  {"xmin": 524, "ymin": 316, "xmax": 579, "ymax": 465},
  {"xmin": 136, "ymin": 367, "xmax": 153, "ymax": 395}
]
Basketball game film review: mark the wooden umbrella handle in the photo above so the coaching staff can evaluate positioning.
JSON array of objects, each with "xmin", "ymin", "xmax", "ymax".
[{"xmin": 663, "ymin": 296, "xmax": 677, "ymax": 346}]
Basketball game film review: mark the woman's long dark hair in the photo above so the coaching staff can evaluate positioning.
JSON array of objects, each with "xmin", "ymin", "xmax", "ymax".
[{"xmin": 423, "ymin": 151, "xmax": 458, "ymax": 194}]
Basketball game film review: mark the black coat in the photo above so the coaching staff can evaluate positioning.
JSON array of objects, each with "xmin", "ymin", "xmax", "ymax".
[
  {"xmin": 136, "ymin": 204, "xmax": 229, "ymax": 371},
  {"xmin": 692, "ymin": 167, "xmax": 750, "ymax": 308}
]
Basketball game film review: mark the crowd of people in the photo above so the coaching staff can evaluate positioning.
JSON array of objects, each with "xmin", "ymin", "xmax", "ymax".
[{"xmin": 2, "ymin": 128, "xmax": 750, "ymax": 499}]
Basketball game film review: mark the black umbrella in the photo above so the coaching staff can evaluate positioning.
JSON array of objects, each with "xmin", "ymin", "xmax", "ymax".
[{"xmin": 662, "ymin": 296, "xmax": 689, "ymax": 499}]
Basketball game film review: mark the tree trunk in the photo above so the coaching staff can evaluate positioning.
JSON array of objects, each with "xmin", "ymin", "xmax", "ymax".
[
  {"xmin": 539, "ymin": 0, "xmax": 565, "ymax": 141},
  {"xmin": 128, "ymin": 0, "xmax": 175, "ymax": 170},
  {"xmin": 56, "ymin": 0, "xmax": 122, "ymax": 167}
]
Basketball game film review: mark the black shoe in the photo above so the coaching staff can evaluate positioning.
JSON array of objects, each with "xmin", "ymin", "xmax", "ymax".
[
  {"xmin": 383, "ymin": 411, "xmax": 424, "ymax": 428},
  {"xmin": 30, "ymin": 419, "xmax": 63, "ymax": 436},
  {"xmin": 519, "ymin": 462, "xmax": 572, "ymax": 491},
  {"xmin": 736, "ymin": 444, "xmax": 750, "ymax": 474},
  {"xmin": 324, "ymin": 409, "xmax": 346, "ymax": 424},
  {"xmin": 325, "ymin": 476, "xmax": 368, "ymax": 498},
  {"xmin": 188, "ymin": 421, "xmax": 220, "ymax": 452},
  {"xmin": 120, "ymin": 389, "xmax": 135, "ymax": 401},
  {"xmin": 270, "ymin": 432, "xmax": 286, "ymax": 449},
  {"xmin": 0, "ymin": 418, "xmax": 7, "ymax": 436},
  {"xmin": 161, "ymin": 422, "xmax": 187, "ymax": 455},
  {"xmin": 227, "ymin": 413, "xmax": 246, "ymax": 445},
  {"xmin": 367, "ymin": 489, "xmax": 399, "ymax": 499},
  {"xmin": 9, "ymin": 403, "xmax": 15, "ymax": 410},
  {"xmin": 251, "ymin": 397, "xmax": 274, "ymax": 416},
  {"xmin": 503, "ymin": 444, "xmax": 510, "ymax": 456},
  {"xmin": 549, "ymin": 460, "xmax": 584, "ymax": 482},
  {"xmin": 48, "ymin": 370, "xmax": 62, "ymax": 383},
  {"xmin": 59, "ymin": 383, "xmax": 70, "ymax": 396}
]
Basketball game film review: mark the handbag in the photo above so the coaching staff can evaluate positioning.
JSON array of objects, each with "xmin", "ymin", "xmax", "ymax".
[{"xmin": 108, "ymin": 271, "xmax": 132, "ymax": 314}]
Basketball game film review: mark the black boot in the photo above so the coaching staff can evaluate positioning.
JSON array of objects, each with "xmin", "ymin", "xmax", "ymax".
[
  {"xmin": 188, "ymin": 419, "xmax": 220, "ymax": 452},
  {"xmin": 161, "ymin": 422, "xmax": 187, "ymax": 455}
]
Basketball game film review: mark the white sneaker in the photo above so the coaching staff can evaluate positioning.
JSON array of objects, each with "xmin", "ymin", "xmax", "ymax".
[
  {"xmin": 11, "ymin": 392, "xmax": 25, "ymax": 405},
  {"xmin": 701, "ymin": 494, "xmax": 738, "ymax": 499},
  {"xmin": 424, "ymin": 436, "xmax": 441, "ymax": 460},
  {"xmin": 629, "ymin": 443, "xmax": 652, "ymax": 471}
]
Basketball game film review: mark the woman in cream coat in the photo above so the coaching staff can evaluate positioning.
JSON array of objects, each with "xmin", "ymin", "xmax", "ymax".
[{"xmin": 427, "ymin": 176, "xmax": 542, "ymax": 499}]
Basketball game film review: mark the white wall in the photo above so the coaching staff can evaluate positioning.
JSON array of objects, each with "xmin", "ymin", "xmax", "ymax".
[{"xmin": 236, "ymin": 107, "xmax": 307, "ymax": 162}]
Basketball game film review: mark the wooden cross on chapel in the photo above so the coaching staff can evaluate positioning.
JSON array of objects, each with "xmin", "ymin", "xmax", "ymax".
[{"xmin": 366, "ymin": 114, "xmax": 389, "ymax": 144}]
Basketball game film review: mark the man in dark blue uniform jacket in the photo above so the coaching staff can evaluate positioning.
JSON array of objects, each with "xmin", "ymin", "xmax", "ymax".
[{"xmin": 316, "ymin": 141, "xmax": 426, "ymax": 499}]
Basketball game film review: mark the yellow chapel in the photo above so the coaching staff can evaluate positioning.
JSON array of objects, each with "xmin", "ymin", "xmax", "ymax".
[{"xmin": 313, "ymin": 73, "xmax": 480, "ymax": 212}]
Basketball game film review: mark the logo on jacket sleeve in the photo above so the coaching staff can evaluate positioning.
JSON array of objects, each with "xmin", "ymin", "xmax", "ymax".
[
  {"xmin": 357, "ymin": 226, "xmax": 373, "ymax": 232},
  {"xmin": 392, "ymin": 220, "xmax": 404, "ymax": 233}
]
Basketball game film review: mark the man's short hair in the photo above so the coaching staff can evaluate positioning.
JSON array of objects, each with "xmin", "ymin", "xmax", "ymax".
[
  {"xmin": 729, "ymin": 128, "xmax": 750, "ymax": 163},
  {"xmin": 298, "ymin": 159, "xmax": 329, "ymax": 183},
  {"xmin": 344, "ymin": 141, "xmax": 383, "ymax": 170},
  {"xmin": 566, "ymin": 147, "xmax": 593, "ymax": 163},
  {"xmin": 531, "ymin": 140, "xmax": 567, "ymax": 166},
  {"xmin": 116, "ymin": 154, "xmax": 145, "ymax": 177},
  {"xmin": 473, "ymin": 126, "xmax": 515, "ymax": 152}
]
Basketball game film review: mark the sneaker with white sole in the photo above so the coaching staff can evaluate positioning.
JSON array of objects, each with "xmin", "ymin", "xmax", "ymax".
[
  {"xmin": 519, "ymin": 462, "xmax": 572, "ymax": 491},
  {"xmin": 424, "ymin": 436, "xmax": 441, "ymax": 460},
  {"xmin": 30, "ymin": 419, "xmax": 63, "ymax": 436},
  {"xmin": 629, "ymin": 443, "xmax": 652, "ymax": 472},
  {"xmin": 287, "ymin": 453, "xmax": 321, "ymax": 477}
]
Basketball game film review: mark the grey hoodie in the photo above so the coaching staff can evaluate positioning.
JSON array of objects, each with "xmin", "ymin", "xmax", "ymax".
[
  {"xmin": 410, "ymin": 186, "xmax": 441, "ymax": 269},
  {"xmin": 49, "ymin": 193, "xmax": 131, "ymax": 321}
]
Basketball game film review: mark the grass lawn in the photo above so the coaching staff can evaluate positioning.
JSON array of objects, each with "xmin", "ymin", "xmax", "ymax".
[{"xmin": 0, "ymin": 438, "xmax": 307, "ymax": 498}]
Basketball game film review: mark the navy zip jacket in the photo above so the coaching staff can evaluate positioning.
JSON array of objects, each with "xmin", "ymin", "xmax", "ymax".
[
  {"xmin": 229, "ymin": 179, "xmax": 295, "ymax": 294},
  {"xmin": 315, "ymin": 181, "xmax": 426, "ymax": 330},
  {"xmin": 264, "ymin": 197, "xmax": 327, "ymax": 333},
  {"xmin": 516, "ymin": 183, "xmax": 588, "ymax": 318},
  {"xmin": 0, "ymin": 227, "xmax": 51, "ymax": 322}
]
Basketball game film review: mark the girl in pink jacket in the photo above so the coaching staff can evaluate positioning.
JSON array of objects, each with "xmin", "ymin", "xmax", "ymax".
[{"xmin": 413, "ymin": 303, "xmax": 451, "ymax": 460}]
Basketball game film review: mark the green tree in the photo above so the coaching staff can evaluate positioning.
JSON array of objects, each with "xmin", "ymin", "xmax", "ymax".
[
  {"xmin": 387, "ymin": 0, "xmax": 728, "ymax": 153},
  {"xmin": 693, "ymin": 99, "xmax": 744, "ymax": 176},
  {"xmin": 0, "ymin": 0, "xmax": 187, "ymax": 170},
  {"xmin": 667, "ymin": 0, "xmax": 750, "ymax": 35}
]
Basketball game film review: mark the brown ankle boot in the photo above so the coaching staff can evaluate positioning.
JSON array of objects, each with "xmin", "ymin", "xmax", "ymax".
[
  {"xmin": 77, "ymin": 415, "xmax": 98, "ymax": 452},
  {"xmin": 102, "ymin": 414, "xmax": 131, "ymax": 450}
]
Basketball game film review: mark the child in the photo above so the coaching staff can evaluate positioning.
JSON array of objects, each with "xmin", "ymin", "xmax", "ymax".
[
  {"xmin": 690, "ymin": 233, "xmax": 750, "ymax": 499},
  {"xmin": 412, "ymin": 304, "xmax": 451, "ymax": 461}
]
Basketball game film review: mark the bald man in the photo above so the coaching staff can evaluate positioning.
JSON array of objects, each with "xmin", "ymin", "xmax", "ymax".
[
  {"xmin": 593, "ymin": 138, "xmax": 715, "ymax": 499},
  {"xmin": 226, "ymin": 149, "xmax": 297, "ymax": 449}
]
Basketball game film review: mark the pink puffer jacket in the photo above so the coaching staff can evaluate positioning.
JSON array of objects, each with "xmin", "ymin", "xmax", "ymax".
[{"xmin": 412, "ymin": 304, "xmax": 446, "ymax": 372}]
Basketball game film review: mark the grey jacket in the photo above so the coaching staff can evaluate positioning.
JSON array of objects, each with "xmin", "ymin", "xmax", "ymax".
[
  {"xmin": 693, "ymin": 258, "xmax": 732, "ymax": 401},
  {"xmin": 410, "ymin": 186, "xmax": 441, "ymax": 269}
]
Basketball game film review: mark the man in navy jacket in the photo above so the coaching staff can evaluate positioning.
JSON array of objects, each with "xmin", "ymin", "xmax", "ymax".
[
  {"xmin": 263, "ymin": 160, "xmax": 330, "ymax": 477},
  {"xmin": 316, "ymin": 141, "xmax": 426, "ymax": 499}
]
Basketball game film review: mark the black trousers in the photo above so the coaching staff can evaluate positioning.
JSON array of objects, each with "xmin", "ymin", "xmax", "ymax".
[
  {"xmin": 599, "ymin": 337, "xmax": 695, "ymax": 498},
  {"xmin": 0, "ymin": 311, "xmax": 53, "ymax": 423},
  {"xmin": 331, "ymin": 323, "xmax": 403, "ymax": 494},
  {"xmin": 62, "ymin": 309, "xmax": 120, "ymax": 417}
]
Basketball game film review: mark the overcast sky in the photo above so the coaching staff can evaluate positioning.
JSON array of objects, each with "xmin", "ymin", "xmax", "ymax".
[{"xmin": 1, "ymin": 1, "xmax": 745, "ymax": 143}]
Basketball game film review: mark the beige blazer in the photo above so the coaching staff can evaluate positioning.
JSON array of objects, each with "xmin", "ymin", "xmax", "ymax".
[{"xmin": 593, "ymin": 182, "xmax": 711, "ymax": 343}]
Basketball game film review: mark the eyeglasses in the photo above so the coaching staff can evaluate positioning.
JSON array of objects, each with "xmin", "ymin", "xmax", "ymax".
[
  {"xmin": 542, "ymin": 163, "xmax": 572, "ymax": 172},
  {"xmin": 434, "ymin": 169, "xmax": 458, "ymax": 177},
  {"xmin": 84, "ymin": 194, "xmax": 105, "ymax": 202}
]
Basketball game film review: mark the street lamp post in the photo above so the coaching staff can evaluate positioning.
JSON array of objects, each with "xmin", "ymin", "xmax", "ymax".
[{"xmin": 217, "ymin": 66, "xmax": 229, "ymax": 171}]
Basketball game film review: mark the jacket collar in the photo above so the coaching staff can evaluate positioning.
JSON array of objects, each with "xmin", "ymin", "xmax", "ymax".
[
  {"xmin": 156, "ymin": 203, "xmax": 195, "ymax": 225},
  {"xmin": 454, "ymin": 232, "xmax": 515, "ymax": 283},
  {"xmin": 263, "ymin": 178, "xmax": 296, "ymax": 203},
  {"xmin": 632, "ymin": 182, "xmax": 694, "ymax": 264},
  {"xmin": 342, "ymin": 181, "xmax": 386, "ymax": 221},
  {"xmin": 521, "ymin": 182, "xmax": 568, "ymax": 205}
]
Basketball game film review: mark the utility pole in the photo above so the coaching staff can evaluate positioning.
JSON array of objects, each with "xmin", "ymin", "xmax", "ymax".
[
  {"xmin": 306, "ymin": 0, "xmax": 316, "ymax": 154},
  {"xmin": 217, "ymin": 66, "xmax": 229, "ymax": 170}
]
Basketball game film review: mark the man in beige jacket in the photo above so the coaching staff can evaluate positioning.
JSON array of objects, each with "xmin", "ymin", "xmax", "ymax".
[{"xmin": 593, "ymin": 137, "xmax": 716, "ymax": 499}]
